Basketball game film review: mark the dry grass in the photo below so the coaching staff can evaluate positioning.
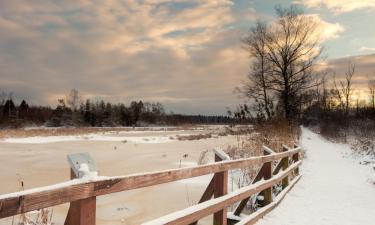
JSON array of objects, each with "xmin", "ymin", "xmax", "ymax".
[
  {"xmin": 12, "ymin": 178, "xmax": 54, "ymax": 225},
  {"xmin": 254, "ymin": 120, "xmax": 300, "ymax": 152},
  {"xmin": 223, "ymin": 119, "xmax": 300, "ymax": 212},
  {"xmin": 225, "ymin": 120, "xmax": 299, "ymax": 157},
  {"xmin": 176, "ymin": 133, "xmax": 212, "ymax": 141},
  {"xmin": 0, "ymin": 126, "xmax": 188, "ymax": 139},
  {"xmin": 16, "ymin": 208, "xmax": 53, "ymax": 225}
]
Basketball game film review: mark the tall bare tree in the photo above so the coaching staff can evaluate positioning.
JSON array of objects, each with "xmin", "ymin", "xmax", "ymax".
[
  {"xmin": 240, "ymin": 21, "xmax": 274, "ymax": 119},
  {"xmin": 239, "ymin": 6, "xmax": 323, "ymax": 120},
  {"xmin": 263, "ymin": 6, "xmax": 323, "ymax": 120}
]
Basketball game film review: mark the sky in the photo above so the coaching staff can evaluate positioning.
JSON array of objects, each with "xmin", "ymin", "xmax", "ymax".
[{"xmin": 0, "ymin": 0, "xmax": 374, "ymax": 115}]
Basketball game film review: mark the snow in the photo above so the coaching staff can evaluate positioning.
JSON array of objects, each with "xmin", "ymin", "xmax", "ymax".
[
  {"xmin": 176, "ymin": 174, "xmax": 213, "ymax": 185},
  {"xmin": 78, "ymin": 163, "xmax": 98, "ymax": 178},
  {"xmin": 0, "ymin": 174, "xmax": 108, "ymax": 200},
  {"xmin": 255, "ymin": 127, "xmax": 375, "ymax": 225},
  {"xmin": 1, "ymin": 134, "xmax": 176, "ymax": 144},
  {"xmin": 227, "ymin": 212, "xmax": 244, "ymax": 221},
  {"xmin": 173, "ymin": 161, "xmax": 198, "ymax": 167},
  {"xmin": 1, "ymin": 125, "xmax": 228, "ymax": 144}
]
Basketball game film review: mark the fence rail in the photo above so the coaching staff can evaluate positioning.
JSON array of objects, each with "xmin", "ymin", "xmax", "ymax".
[{"xmin": 0, "ymin": 145, "xmax": 302, "ymax": 225}]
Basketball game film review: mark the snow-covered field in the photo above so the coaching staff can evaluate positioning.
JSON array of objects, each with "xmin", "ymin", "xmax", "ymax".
[
  {"xmin": 2, "ymin": 134, "xmax": 177, "ymax": 144},
  {"xmin": 256, "ymin": 127, "xmax": 375, "ymax": 225},
  {"xmin": 0, "ymin": 125, "xmax": 229, "ymax": 144}
]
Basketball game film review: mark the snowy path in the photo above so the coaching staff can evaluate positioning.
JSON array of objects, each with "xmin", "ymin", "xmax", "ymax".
[{"xmin": 256, "ymin": 127, "xmax": 375, "ymax": 225}]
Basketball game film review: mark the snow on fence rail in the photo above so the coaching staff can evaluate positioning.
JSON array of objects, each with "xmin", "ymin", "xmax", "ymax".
[{"xmin": 0, "ymin": 145, "xmax": 302, "ymax": 225}]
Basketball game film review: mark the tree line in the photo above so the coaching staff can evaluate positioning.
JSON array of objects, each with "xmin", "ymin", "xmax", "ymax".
[{"xmin": 0, "ymin": 89, "xmax": 234, "ymax": 128}]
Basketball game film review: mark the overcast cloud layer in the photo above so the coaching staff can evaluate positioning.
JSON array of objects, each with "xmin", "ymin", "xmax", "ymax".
[{"xmin": 0, "ymin": 0, "xmax": 374, "ymax": 114}]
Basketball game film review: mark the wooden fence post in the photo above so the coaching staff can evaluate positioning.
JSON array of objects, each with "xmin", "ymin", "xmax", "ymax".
[
  {"xmin": 213, "ymin": 149, "xmax": 229, "ymax": 225},
  {"xmin": 292, "ymin": 144, "xmax": 300, "ymax": 175},
  {"xmin": 65, "ymin": 153, "xmax": 97, "ymax": 225},
  {"xmin": 259, "ymin": 148, "xmax": 272, "ymax": 207},
  {"xmin": 281, "ymin": 145, "xmax": 290, "ymax": 189}
]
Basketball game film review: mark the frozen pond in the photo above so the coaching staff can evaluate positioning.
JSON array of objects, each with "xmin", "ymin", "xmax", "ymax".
[{"xmin": 0, "ymin": 126, "xmax": 238, "ymax": 225}]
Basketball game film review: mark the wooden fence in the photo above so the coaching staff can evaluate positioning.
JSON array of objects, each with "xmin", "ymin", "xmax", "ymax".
[{"xmin": 0, "ymin": 145, "xmax": 302, "ymax": 225}]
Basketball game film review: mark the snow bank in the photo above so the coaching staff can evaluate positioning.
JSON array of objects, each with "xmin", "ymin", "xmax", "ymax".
[{"xmin": 1, "ymin": 134, "xmax": 176, "ymax": 144}]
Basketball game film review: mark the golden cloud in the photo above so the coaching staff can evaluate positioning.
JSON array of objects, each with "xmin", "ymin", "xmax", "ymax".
[
  {"xmin": 297, "ymin": 0, "xmax": 375, "ymax": 13},
  {"xmin": 307, "ymin": 14, "xmax": 345, "ymax": 41}
]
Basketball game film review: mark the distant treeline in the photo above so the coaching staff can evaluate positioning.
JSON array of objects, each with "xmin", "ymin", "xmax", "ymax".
[{"xmin": 0, "ymin": 90, "xmax": 235, "ymax": 128}]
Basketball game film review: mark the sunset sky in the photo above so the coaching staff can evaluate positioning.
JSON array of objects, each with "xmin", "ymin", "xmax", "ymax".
[{"xmin": 0, "ymin": 0, "xmax": 374, "ymax": 114}]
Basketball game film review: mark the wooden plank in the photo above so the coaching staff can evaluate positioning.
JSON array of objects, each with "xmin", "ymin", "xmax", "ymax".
[
  {"xmin": 273, "ymin": 145, "xmax": 290, "ymax": 176},
  {"xmin": 262, "ymin": 146, "xmax": 275, "ymax": 155},
  {"xmin": 214, "ymin": 148, "xmax": 231, "ymax": 161},
  {"xmin": 272, "ymin": 159, "xmax": 283, "ymax": 175},
  {"xmin": 190, "ymin": 176, "xmax": 215, "ymax": 225},
  {"xmin": 141, "ymin": 161, "xmax": 302, "ymax": 225},
  {"xmin": 0, "ymin": 148, "xmax": 300, "ymax": 219},
  {"xmin": 213, "ymin": 154, "xmax": 228, "ymax": 225},
  {"xmin": 198, "ymin": 175, "xmax": 215, "ymax": 203},
  {"xmin": 193, "ymin": 147, "xmax": 231, "ymax": 225},
  {"xmin": 236, "ymin": 175, "xmax": 302, "ymax": 225},
  {"xmin": 233, "ymin": 196, "xmax": 249, "ymax": 217}
]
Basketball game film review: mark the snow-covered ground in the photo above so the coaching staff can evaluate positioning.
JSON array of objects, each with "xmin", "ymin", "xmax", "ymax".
[
  {"xmin": 1, "ymin": 134, "xmax": 177, "ymax": 144},
  {"xmin": 0, "ymin": 125, "xmax": 229, "ymax": 144},
  {"xmin": 256, "ymin": 127, "xmax": 375, "ymax": 225}
]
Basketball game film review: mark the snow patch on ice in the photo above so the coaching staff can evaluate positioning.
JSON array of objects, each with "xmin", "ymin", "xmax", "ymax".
[
  {"xmin": 177, "ymin": 174, "xmax": 213, "ymax": 185},
  {"xmin": 1, "ymin": 134, "xmax": 176, "ymax": 144}
]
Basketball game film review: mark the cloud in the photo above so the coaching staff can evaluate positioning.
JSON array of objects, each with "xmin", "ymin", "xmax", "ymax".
[
  {"xmin": 306, "ymin": 14, "xmax": 345, "ymax": 41},
  {"xmin": 360, "ymin": 46, "xmax": 375, "ymax": 52},
  {"xmin": 296, "ymin": 0, "xmax": 375, "ymax": 14},
  {"xmin": 300, "ymin": 14, "xmax": 345, "ymax": 42},
  {"xmin": 0, "ymin": 1, "xmax": 352, "ymax": 114},
  {"xmin": 0, "ymin": 0, "xmax": 253, "ymax": 114},
  {"xmin": 322, "ymin": 54, "xmax": 375, "ymax": 91}
]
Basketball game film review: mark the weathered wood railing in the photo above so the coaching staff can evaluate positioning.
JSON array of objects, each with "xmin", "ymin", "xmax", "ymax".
[{"xmin": 0, "ymin": 145, "xmax": 302, "ymax": 225}]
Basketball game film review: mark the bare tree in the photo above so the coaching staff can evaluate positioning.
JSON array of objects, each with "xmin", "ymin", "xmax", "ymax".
[
  {"xmin": 66, "ymin": 88, "xmax": 81, "ymax": 111},
  {"xmin": 263, "ymin": 6, "xmax": 323, "ymax": 120},
  {"xmin": 240, "ymin": 21, "xmax": 274, "ymax": 119},
  {"xmin": 368, "ymin": 77, "xmax": 375, "ymax": 110},
  {"xmin": 333, "ymin": 75, "xmax": 344, "ymax": 110},
  {"xmin": 319, "ymin": 74, "xmax": 330, "ymax": 110},
  {"xmin": 333, "ymin": 63, "xmax": 355, "ymax": 115}
]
